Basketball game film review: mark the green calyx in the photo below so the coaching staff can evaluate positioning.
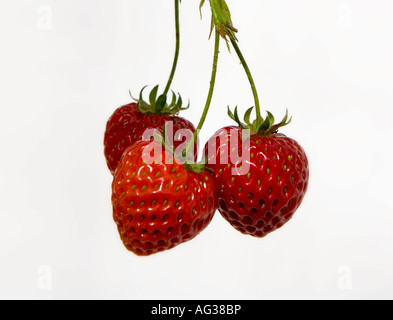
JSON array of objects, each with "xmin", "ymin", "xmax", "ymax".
[
  {"xmin": 228, "ymin": 106, "xmax": 292, "ymax": 136},
  {"xmin": 131, "ymin": 85, "xmax": 189, "ymax": 116},
  {"xmin": 200, "ymin": 0, "xmax": 238, "ymax": 44},
  {"xmin": 152, "ymin": 123, "xmax": 208, "ymax": 174},
  {"xmin": 184, "ymin": 161, "xmax": 210, "ymax": 174}
]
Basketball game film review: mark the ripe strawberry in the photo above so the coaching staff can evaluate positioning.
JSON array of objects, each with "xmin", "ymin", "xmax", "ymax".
[
  {"xmin": 104, "ymin": 87, "xmax": 197, "ymax": 174},
  {"xmin": 203, "ymin": 108, "xmax": 309, "ymax": 238},
  {"xmin": 111, "ymin": 139, "xmax": 217, "ymax": 256}
]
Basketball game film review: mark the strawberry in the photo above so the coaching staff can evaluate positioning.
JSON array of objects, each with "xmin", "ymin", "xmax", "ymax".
[
  {"xmin": 203, "ymin": 108, "xmax": 309, "ymax": 238},
  {"xmin": 104, "ymin": 86, "xmax": 197, "ymax": 175},
  {"xmin": 111, "ymin": 139, "xmax": 217, "ymax": 256}
]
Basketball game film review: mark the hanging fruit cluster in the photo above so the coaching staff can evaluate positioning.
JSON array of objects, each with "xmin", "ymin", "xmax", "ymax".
[{"xmin": 103, "ymin": 0, "xmax": 309, "ymax": 256}]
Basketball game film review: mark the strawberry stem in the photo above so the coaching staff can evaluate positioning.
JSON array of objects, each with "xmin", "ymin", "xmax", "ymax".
[
  {"xmin": 183, "ymin": 30, "xmax": 221, "ymax": 159},
  {"xmin": 163, "ymin": 0, "xmax": 181, "ymax": 96},
  {"xmin": 229, "ymin": 38, "xmax": 262, "ymax": 124},
  {"xmin": 201, "ymin": 0, "xmax": 262, "ymax": 124}
]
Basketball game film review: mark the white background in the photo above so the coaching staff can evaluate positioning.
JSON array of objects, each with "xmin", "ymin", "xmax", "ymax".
[{"xmin": 1, "ymin": 0, "xmax": 392, "ymax": 300}]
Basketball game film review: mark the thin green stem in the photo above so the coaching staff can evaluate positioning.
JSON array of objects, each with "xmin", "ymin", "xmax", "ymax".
[
  {"xmin": 184, "ymin": 30, "xmax": 220, "ymax": 158},
  {"xmin": 230, "ymin": 38, "xmax": 262, "ymax": 123},
  {"xmin": 163, "ymin": 0, "xmax": 181, "ymax": 96}
]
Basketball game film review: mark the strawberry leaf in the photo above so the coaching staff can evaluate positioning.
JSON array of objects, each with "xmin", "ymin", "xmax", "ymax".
[
  {"xmin": 266, "ymin": 111, "xmax": 275, "ymax": 125},
  {"xmin": 268, "ymin": 109, "xmax": 292, "ymax": 133},
  {"xmin": 149, "ymin": 85, "xmax": 159, "ymax": 106},
  {"xmin": 227, "ymin": 106, "xmax": 236, "ymax": 122},
  {"xmin": 155, "ymin": 94, "xmax": 167, "ymax": 113},
  {"xmin": 258, "ymin": 115, "xmax": 271, "ymax": 133},
  {"xmin": 132, "ymin": 86, "xmax": 190, "ymax": 116},
  {"xmin": 243, "ymin": 107, "xmax": 254, "ymax": 126},
  {"xmin": 234, "ymin": 106, "xmax": 241, "ymax": 126},
  {"xmin": 170, "ymin": 91, "xmax": 177, "ymax": 107}
]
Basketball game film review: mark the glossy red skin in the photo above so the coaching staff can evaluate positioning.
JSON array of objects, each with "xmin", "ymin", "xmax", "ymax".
[
  {"xmin": 203, "ymin": 126, "xmax": 309, "ymax": 238},
  {"xmin": 112, "ymin": 140, "xmax": 217, "ymax": 256},
  {"xmin": 104, "ymin": 103, "xmax": 197, "ymax": 175}
]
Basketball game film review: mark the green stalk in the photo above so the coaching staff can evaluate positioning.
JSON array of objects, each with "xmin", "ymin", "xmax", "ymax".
[
  {"xmin": 163, "ymin": 0, "xmax": 181, "ymax": 96},
  {"xmin": 183, "ymin": 30, "xmax": 220, "ymax": 158},
  {"xmin": 230, "ymin": 38, "xmax": 262, "ymax": 124}
]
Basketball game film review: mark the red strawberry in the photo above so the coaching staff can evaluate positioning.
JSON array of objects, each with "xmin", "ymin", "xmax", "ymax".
[
  {"xmin": 203, "ymin": 109, "xmax": 309, "ymax": 238},
  {"xmin": 112, "ymin": 139, "xmax": 217, "ymax": 256},
  {"xmin": 104, "ymin": 87, "xmax": 197, "ymax": 174}
]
